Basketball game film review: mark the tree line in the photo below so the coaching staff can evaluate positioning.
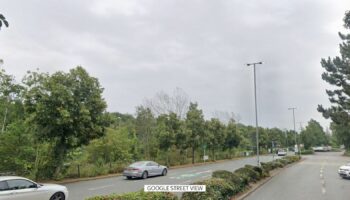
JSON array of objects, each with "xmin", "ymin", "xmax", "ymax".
[{"xmin": 0, "ymin": 67, "xmax": 333, "ymax": 180}]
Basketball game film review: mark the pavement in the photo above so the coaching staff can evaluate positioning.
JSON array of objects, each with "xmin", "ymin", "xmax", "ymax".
[
  {"xmin": 244, "ymin": 151, "xmax": 350, "ymax": 200},
  {"xmin": 65, "ymin": 155, "xmax": 278, "ymax": 200}
]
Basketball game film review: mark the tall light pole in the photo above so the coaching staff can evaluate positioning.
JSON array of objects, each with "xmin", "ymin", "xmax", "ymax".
[
  {"xmin": 247, "ymin": 61, "xmax": 263, "ymax": 166},
  {"xmin": 288, "ymin": 107, "xmax": 300, "ymax": 157}
]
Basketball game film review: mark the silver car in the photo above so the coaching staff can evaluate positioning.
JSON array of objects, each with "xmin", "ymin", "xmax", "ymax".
[
  {"xmin": 123, "ymin": 161, "xmax": 167, "ymax": 179},
  {"xmin": 0, "ymin": 176, "xmax": 68, "ymax": 200}
]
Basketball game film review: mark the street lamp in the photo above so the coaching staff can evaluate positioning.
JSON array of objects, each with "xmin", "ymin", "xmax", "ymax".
[
  {"xmin": 288, "ymin": 107, "xmax": 301, "ymax": 157},
  {"xmin": 247, "ymin": 61, "xmax": 263, "ymax": 166}
]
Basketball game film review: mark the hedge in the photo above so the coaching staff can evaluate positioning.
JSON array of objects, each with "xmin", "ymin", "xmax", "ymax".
[
  {"xmin": 86, "ymin": 191, "xmax": 178, "ymax": 200},
  {"xmin": 234, "ymin": 166, "xmax": 260, "ymax": 182},
  {"xmin": 212, "ymin": 170, "xmax": 247, "ymax": 193},
  {"xmin": 301, "ymin": 149, "xmax": 314, "ymax": 155},
  {"xmin": 181, "ymin": 178, "xmax": 235, "ymax": 200}
]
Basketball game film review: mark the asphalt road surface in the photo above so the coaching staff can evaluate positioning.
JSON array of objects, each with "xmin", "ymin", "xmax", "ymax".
[
  {"xmin": 65, "ymin": 155, "xmax": 278, "ymax": 200},
  {"xmin": 245, "ymin": 151, "xmax": 350, "ymax": 200}
]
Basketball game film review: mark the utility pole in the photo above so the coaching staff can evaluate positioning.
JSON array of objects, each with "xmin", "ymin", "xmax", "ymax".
[
  {"xmin": 288, "ymin": 107, "xmax": 301, "ymax": 157},
  {"xmin": 247, "ymin": 61, "xmax": 263, "ymax": 166}
]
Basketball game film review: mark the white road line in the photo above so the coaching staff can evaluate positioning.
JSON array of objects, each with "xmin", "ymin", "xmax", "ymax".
[
  {"xmin": 320, "ymin": 162, "xmax": 326, "ymax": 195},
  {"xmin": 88, "ymin": 185, "xmax": 114, "ymax": 191},
  {"xmin": 180, "ymin": 180, "xmax": 192, "ymax": 184}
]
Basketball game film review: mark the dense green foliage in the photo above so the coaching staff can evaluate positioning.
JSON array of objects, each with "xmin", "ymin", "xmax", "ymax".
[
  {"xmin": 300, "ymin": 119, "xmax": 329, "ymax": 149},
  {"xmin": 86, "ymin": 191, "xmax": 178, "ymax": 200},
  {"xmin": 182, "ymin": 178, "xmax": 235, "ymax": 200},
  {"xmin": 0, "ymin": 66, "xmax": 308, "ymax": 181},
  {"xmin": 318, "ymin": 11, "xmax": 350, "ymax": 149}
]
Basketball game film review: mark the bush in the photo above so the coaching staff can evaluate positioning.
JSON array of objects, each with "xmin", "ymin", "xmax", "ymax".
[
  {"xmin": 181, "ymin": 178, "xmax": 234, "ymax": 200},
  {"xmin": 234, "ymin": 166, "xmax": 260, "ymax": 182},
  {"xmin": 276, "ymin": 159, "xmax": 288, "ymax": 166},
  {"xmin": 301, "ymin": 149, "xmax": 314, "ymax": 155},
  {"xmin": 260, "ymin": 162, "xmax": 273, "ymax": 172},
  {"xmin": 212, "ymin": 170, "xmax": 247, "ymax": 193},
  {"xmin": 86, "ymin": 191, "xmax": 178, "ymax": 200},
  {"xmin": 283, "ymin": 156, "xmax": 300, "ymax": 163},
  {"xmin": 245, "ymin": 165, "xmax": 269, "ymax": 178}
]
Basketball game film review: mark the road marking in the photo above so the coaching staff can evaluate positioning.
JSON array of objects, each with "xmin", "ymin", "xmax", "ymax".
[
  {"xmin": 88, "ymin": 184, "xmax": 114, "ymax": 191},
  {"xmin": 320, "ymin": 162, "xmax": 326, "ymax": 195},
  {"xmin": 169, "ymin": 170, "xmax": 213, "ymax": 180},
  {"xmin": 180, "ymin": 180, "xmax": 193, "ymax": 184}
]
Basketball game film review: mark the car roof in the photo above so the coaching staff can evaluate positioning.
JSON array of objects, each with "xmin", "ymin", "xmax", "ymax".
[{"xmin": 0, "ymin": 176, "xmax": 30, "ymax": 182}]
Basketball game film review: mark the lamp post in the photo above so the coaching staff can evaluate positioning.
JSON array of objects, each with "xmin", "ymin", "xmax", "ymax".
[
  {"xmin": 288, "ymin": 107, "xmax": 300, "ymax": 157},
  {"xmin": 247, "ymin": 61, "xmax": 263, "ymax": 166}
]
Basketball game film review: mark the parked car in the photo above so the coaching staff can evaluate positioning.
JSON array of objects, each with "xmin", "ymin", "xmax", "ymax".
[
  {"xmin": 338, "ymin": 163, "xmax": 350, "ymax": 179},
  {"xmin": 277, "ymin": 149, "xmax": 287, "ymax": 156},
  {"xmin": 312, "ymin": 146, "xmax": 332, "ymax": 152},
  {"xmin": 123, "ymin": 161, "xmax": 167, "ymax": 179},
  {"xmin": 0, "ymin": 176, "xmax": 68, "ymax": 200}
]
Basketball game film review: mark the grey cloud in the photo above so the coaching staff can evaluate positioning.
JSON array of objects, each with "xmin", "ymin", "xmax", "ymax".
[{"xmin": 1, "ymin": 0, "xmax": 349, "ymax": 130}]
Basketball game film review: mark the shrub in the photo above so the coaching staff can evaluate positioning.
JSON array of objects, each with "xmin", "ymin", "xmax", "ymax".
[
  {"xmin": 212, "ymin": 170, "xmax": 247, "ymax": 193},
  {"xmin": 245, "ymin": 165, "xmax": 269, "ymax": 178},
  {"xmin": 181, "ymin": 178, "xmax": 234, "ymax": 200},
  {"xmin": 276, "ymin": 159, "xmax": 288, "ymax": 166},
  {"xmin": 301, "ymin": 149, "xmax": 314, "ymax": 155},
  {"xmin": 283, "ymin": 156, "xmax": 300, "ymax": 163},
  {"xmin": 234, "ymin": 166, "xmax": 260, "ymax": 182},
  {"xmin": 86, "ymin": 191, "xmax": 178, "ymax": 200},
  {"xmin": 271, "ymin": 161, "xmax": 284, "ymax": 169},
  {"xmin": 260, "ymin": 162, "xmax": 273, "ymax": 172}
]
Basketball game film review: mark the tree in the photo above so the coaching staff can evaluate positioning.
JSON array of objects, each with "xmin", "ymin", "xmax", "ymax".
[
  {"xmin": 318, "ymin": 11, "xmax": 350, "ymax": 149},
  {"xmin": 0, "ymin": 69, "xmax": 23, "ymax": 133},
  {"xmin": 206, "ymin": 118, "xmax": 225, "ymax": 160},
  {"xmin": 224, "ymin": 121, "xmax": 241, "ymax": 152},
  {"xmin": 23, "ymin": 66, "xmax": 107, "ymax": 177},
  {"xmin": 135, "ymin": 106, "xmax": 157, "ymax": 159},
  {"xmin": 185, "ymin": 102, "xmax": 205, "ymax": 164},
  {"xmin": 300, "ymin": 119, "xmax": 328, "ymax": 149},
  {"xmin": 144, "ymin": 87, "xmax": 189, "ymax": 119},
  {"xmin": 0, "ymin": 14, "xmax": 9, "ymax": 30},
  {"xmin": 155, "ymin": 113, "xmax": 179, "ymax": 166}
]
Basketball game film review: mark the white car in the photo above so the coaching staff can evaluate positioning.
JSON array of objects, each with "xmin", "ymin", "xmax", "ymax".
[
  {"xmin": 0, "ymin": 176, "xmax": 68, "ymax": 200},
  {"xmin": 277, "ymin": 149, "xmax": 287, "ymax": 156},
  {"xmin": 338, "ymin": 163, "xmax": 350, "ymax": 178}
]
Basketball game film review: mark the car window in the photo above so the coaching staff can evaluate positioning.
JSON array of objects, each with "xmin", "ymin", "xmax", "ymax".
[
  {"xmin": 146, "ymin": 162, "xmax": 153, "ymax": 166},
  {"xmin": 151, "ymin": 162, "xmax": 159, "ymax": 166},
  {"xmin": 7, "ymin": 179, "xmax": 36, "ymax": 190},
  {"xmin": 0, "ymin": 181, "xmax": 9, "ymax": 191},
  {"xmin": 130, "ymin": 161, "xmax": 147, "ymax": 167}
]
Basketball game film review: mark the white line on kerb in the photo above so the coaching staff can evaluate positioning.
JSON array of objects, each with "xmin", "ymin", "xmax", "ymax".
[{"xmin": 88, "ymin": 184, "xmax": 114, "ymax": 191}]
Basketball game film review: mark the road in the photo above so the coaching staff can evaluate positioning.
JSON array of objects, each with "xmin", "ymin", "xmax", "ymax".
[
  {"xmin": 65, "ymin": 155, "xmax": 277, "ymax": 200},
  {"xmin": 245, "ymin": 152, "xmax": 350, "ymax": 200}
]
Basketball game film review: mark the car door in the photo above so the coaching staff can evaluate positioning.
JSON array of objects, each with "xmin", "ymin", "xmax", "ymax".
[
  {"xmin": 146, "ymin": 162, "xmax": 156, "ymax": 176},
  {"xmin": 151, "ymin": 162, "xmax": 162, "ymax": 175},
  {"xmin": 0, "ymin": 180, "xmax": 12, "ymax": 200},
  {"xmin": 5, "ymin": 179, "xmax": 44, "ymax": 200}
]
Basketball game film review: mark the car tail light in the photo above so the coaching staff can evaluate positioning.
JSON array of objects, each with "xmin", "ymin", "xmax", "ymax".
[{"xmin": 131, "ymin": 168, "xmax": 141, "ymax": 172}]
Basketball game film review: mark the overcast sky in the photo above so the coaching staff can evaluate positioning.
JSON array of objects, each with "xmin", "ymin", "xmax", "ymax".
[{"xmin": 1, "ymin": 0, "xmax": 349, "ymax": 130}]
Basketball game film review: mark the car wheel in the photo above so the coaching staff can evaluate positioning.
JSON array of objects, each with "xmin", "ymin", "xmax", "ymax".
[
  {"xmin": 50, "ymin": 192, "xmax": 65, "ymax": 200},
  {"xmin": 142, "ymin": 171, "xmax": 148, "ymax": 179},
  {"xmin": 126, "ymin": 176, "xmax": 132, "ymax": 180},
  {"xmin": 162, "ymin": 169, "xmax": 168, "ymax": 176}
]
